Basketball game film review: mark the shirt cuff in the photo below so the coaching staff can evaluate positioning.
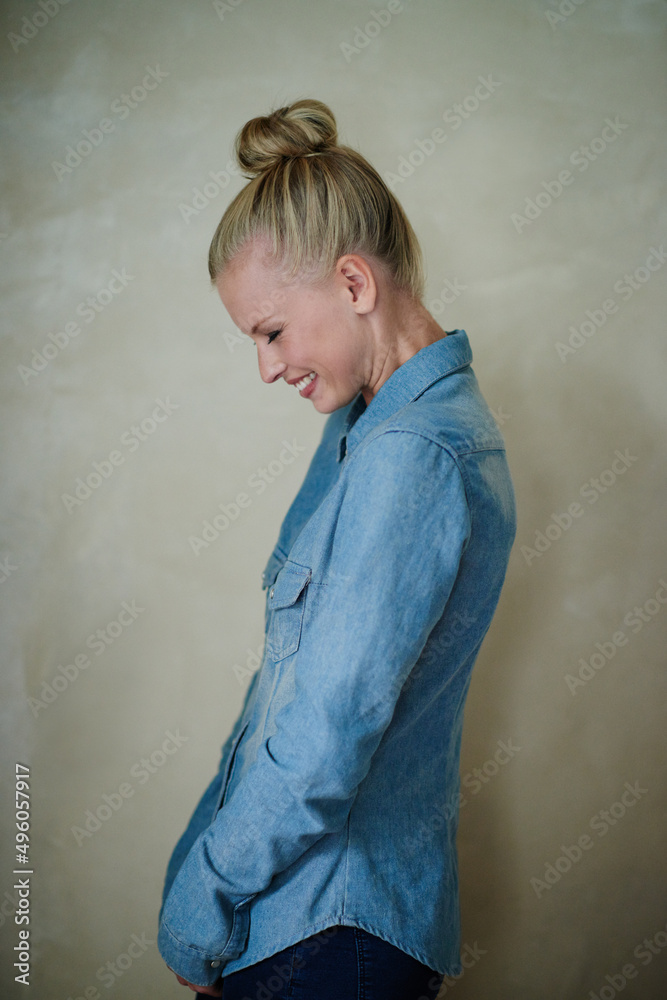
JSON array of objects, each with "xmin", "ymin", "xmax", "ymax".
[{"xmin": 157, "ymin": 917, "xmax": 226, "ymax": 987}]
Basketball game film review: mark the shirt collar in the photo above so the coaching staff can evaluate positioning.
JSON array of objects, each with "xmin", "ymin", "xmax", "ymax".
[{"xmin": 336, "ymin": 329, "xmax": 472, "ymax": 463}]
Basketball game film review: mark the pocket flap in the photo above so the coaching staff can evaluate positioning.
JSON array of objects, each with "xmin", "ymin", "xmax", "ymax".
[{"xmin": 268, "ymin": 561, "xmax": 312, "ymax": 610}]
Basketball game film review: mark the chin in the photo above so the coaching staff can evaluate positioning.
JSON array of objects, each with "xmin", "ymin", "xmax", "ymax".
[
  {"xmin": 314, "ymin": 388, "xmax": 353, "ymax": 414},
  {"xmin": 312, "ymin": 399, "xmax": 336, "ymax": 414}
]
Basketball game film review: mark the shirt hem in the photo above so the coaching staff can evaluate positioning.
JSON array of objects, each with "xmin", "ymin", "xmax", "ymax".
[{"xmin": 219, "ymin": 914, "xmax": 462, "ymax": 979}]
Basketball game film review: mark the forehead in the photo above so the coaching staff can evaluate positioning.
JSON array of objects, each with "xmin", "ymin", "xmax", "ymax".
[{"xmin": 217, "ymin": 241, "xmax": 291, "ymax": 332}]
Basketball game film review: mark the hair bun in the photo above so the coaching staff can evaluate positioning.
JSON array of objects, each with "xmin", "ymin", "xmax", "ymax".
[{"xmin": 234, "ymin": 99, "xmax": 338, "ymax": 176}]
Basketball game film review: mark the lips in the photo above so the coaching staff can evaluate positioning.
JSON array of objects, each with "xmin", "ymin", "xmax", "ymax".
[{"xmin": 298, "ymin": 372, "xmax": 318, "ymax": 398}]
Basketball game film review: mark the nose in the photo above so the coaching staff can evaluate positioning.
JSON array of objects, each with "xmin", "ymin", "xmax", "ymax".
[{"xmin": 257, "ymin": 345, "xmax": 286, "ymax": 384}]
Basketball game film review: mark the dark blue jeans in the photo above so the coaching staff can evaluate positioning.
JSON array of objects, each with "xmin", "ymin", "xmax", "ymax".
[{"xmin": 201, "ymin": 925, "xmax": 444, "ymax": 999}]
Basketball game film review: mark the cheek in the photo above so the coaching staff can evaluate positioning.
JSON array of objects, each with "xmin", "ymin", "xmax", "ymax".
[
  {"xmin": 316, "ymin": 323, "xmax": 359, "ymax": 378},
  {"xmin": 316, "ymin": 348, "xmax": 353, "ymax": 382}
]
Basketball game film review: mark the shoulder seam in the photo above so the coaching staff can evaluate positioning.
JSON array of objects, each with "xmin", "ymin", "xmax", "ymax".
[{"xmin": 348, "ymin": 425, "xmax": 506, "ymax": 463}]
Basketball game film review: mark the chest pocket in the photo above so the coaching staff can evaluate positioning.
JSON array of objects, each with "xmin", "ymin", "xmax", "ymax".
[{"xmin": 265, "ymin": 559, "xmax": 311, "ymax": 662}]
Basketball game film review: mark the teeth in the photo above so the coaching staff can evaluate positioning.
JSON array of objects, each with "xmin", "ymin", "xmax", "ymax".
[{"xmin": 294, "ymin": 371, "xmax": 316, "ymax": 391}]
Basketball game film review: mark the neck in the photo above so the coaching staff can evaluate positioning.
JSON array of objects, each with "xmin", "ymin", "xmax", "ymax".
[{"xmin": 361, "ymin": 295, "xmax": 448, "ymax": 405}]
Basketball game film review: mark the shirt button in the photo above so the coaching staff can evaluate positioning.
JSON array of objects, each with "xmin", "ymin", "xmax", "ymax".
[
  {"xmin": 211, "ymin": 960, "xmax": 221, "ymax": 967},
  {"xmin": 270, "ymin": 588, "xmax": 274, "ymax": 598}
]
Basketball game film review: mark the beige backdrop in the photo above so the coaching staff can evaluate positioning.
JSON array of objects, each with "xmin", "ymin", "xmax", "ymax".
[{"xmin": 1, "ymin": 1, "xmax": 666, "ymax": 997}]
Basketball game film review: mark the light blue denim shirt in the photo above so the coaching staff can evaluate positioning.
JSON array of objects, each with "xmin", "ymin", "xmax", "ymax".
[{"xmin": 157, "ymin": 329, "xmax": 516, "ymax": 986}]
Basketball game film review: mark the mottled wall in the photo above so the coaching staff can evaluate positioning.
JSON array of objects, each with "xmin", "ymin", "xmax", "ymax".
[{"xmin": 1, "ymin": 1, "xmax": 665, "ymax": 997}]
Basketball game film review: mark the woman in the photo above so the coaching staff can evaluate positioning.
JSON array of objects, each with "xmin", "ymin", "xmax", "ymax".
[{"xmin": 157, "ymin": 99, "xmax": 516, "ymax": 999}]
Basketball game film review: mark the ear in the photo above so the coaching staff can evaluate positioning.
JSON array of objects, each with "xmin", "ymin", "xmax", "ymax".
[{"xmin": 335, "ymin": 254, "xmax": 378, "ymax": 315}]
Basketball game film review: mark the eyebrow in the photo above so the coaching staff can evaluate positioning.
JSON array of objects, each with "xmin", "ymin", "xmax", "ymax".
[{"xmin": 250, "ymin": 317, "xmax": 273, "ymax": 335}]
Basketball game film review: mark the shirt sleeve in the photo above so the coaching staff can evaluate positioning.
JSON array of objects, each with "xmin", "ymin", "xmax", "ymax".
[
  {"xmin": 157, "ymin": 430, "xmax": 471, "ymax": 986},
  {"xmin": 158, "ymin": 668, "xmax": 260, "ymax": 925}
]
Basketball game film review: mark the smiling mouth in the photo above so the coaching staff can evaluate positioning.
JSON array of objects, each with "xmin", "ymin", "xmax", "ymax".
[{"xmin": 294, "ymin": 371, "xmax": 316, "ymax": 391}]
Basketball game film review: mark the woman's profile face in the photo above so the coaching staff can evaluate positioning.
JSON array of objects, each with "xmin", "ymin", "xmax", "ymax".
[{"xmin": 216, "ymin": 239, "xmax": 377, "ymax": 413}]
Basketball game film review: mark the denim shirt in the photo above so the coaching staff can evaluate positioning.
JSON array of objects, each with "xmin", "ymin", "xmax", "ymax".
[{"xmin": 157, "ymin": 329, "xmax": 517, "ymax": 986}]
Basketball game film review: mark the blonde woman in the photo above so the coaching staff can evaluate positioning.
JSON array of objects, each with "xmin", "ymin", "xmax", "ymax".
[{"xmin": 158, "ymin": 99, "xmax": 516, "ymax": 1000}]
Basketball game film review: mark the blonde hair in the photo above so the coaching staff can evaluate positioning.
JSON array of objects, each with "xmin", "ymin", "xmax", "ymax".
[{"xmin": 208, "ymin": 99, "xmax": 425, "ymax": 301}]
